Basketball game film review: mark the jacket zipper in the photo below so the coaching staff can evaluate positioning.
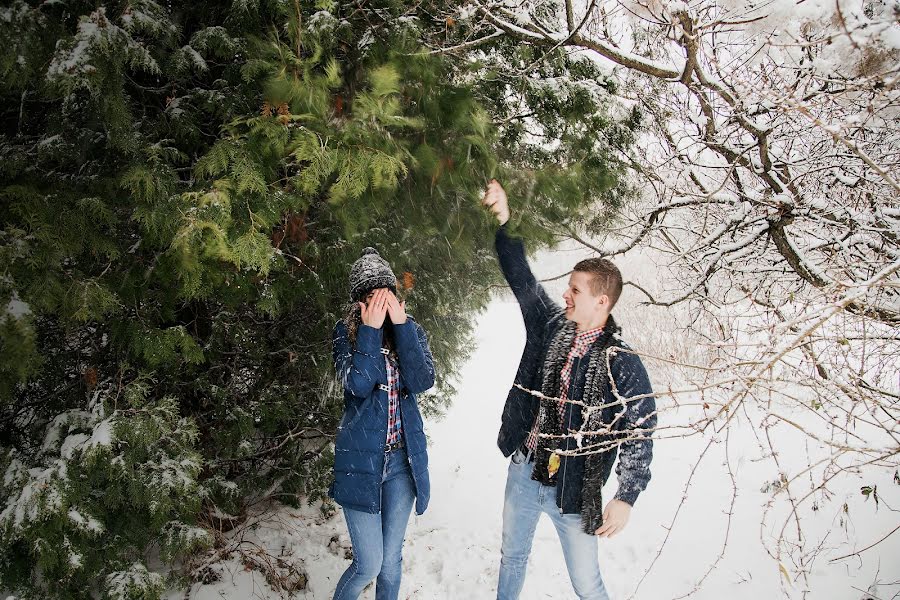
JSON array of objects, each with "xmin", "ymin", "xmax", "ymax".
[
  {"xmin": 379, "ymin": 350, "xmax": 391, "ymax": 514},
  {"xmin": 559, "ymin": 355, "xmax": 580, "ymax": 514},
  {"xmin": 396, "ymin": 381, "xmax": 415, "ymax": 473}
]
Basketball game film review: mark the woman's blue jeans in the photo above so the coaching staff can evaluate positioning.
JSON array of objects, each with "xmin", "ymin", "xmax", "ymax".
[
  {"xmin": 333, "ymin": 447, "xmax": 416, "ymax": 600},
  {"xmin": 497, "ymin": 449, "xmax": 611, "ymax": 600}
]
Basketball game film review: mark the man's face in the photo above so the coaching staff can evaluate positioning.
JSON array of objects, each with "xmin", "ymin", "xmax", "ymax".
[{"xmin": 562, "ymin": 271, "xmax": 607, "ymax": 325}]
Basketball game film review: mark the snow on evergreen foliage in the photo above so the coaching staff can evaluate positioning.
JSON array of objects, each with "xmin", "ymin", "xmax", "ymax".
[
  {"xmin": 104, "ymin": 563, "xmax": 165, "ymax": 600},
  {"xmin": 0, "ymin": 386, "xmax": 206, "ymax": 598},
  {"xmin": 47, "ymin": 7, "xmax": 161, "ymax": 83}
]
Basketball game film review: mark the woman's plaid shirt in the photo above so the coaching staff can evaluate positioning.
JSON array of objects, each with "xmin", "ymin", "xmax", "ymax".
[{"xmin": 382, "ymin": 348, "xmax": 403, "ymax": 445}]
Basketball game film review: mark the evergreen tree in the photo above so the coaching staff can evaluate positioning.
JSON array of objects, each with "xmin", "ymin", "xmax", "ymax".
[{"xmin": 0, "ymin": 1, "xmax": 635, "ymax": 597}]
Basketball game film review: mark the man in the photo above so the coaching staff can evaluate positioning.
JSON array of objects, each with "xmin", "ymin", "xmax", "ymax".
[{"xmin": 482, "ymin": 180, "xmax": 657, "ymax": 600}]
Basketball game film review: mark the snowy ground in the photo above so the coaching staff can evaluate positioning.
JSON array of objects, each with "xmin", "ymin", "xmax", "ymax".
[{"xmin": 170, "ymin": 246, "xmax": 899, "ymax": 600}]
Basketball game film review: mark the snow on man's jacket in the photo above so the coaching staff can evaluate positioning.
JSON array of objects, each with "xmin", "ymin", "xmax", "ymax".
[
  {"xmin": 330, "ymin": 317, "xmax": 434, "ymax": 515},
  {"xmin": 495, "ymin": 225, "xmax": 656, "ymax": 512}
]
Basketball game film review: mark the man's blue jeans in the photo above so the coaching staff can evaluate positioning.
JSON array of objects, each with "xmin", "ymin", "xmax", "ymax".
[
  {"xmin": 333, "ymin": 448, "xmax": 416, "ymax": 600},
  {"xmin": 497, "ymin": 449, "xmax": 611, "ymax": 600}
]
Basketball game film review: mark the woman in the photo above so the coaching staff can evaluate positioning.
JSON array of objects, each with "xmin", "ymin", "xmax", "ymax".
[{"xmin": 330, "ymin": 247, "xmax": 434, "ymax": 600}]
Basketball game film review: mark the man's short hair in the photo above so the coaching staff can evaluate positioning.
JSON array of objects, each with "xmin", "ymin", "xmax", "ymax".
[{"xmin": 573, "ymin": 257, "xmax": 623, "ymax": 309}]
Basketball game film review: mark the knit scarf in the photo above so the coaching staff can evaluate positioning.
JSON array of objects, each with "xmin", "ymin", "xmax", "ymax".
[{"xmin": 531, "ymin": 314, "xmax": 621, "ymax": 535}]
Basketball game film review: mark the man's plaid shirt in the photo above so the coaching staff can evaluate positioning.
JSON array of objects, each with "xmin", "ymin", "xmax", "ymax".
[{"xmin": 525, "ymin": 326, "xmax": 604, "ymax": 451}]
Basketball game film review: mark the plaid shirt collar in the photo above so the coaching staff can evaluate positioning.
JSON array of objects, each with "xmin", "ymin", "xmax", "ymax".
[
  {"xmin": 571, "ymin": 325, "xmax": 604, "ymax": 357},
  {"xmin": 559, "ymin": 325, "xmax": 605, "ymax": 401}
]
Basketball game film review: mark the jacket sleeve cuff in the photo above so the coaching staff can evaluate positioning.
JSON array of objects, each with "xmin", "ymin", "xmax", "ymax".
[
  {"xmin": 392, "ymin": 320, "xmax": 417, "ymax": 344},
  {"xmin": 613, "ymin": 488, "xmax": 640, "ymax": 506},
  {"xmin": 495, "ymin": 221, "xmax": 511, "ymax": 243}
]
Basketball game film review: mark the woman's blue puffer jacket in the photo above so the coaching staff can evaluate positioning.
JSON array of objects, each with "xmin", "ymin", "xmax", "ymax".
[{"xmin": 330, "ymin": 317, "xmax": 434, "ymax": 515}]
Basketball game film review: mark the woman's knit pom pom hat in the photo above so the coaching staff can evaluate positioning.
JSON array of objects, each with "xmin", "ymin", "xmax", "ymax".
[{"xmin": 349, "ymin": 247, "xmax": 397, "ymax": 301}]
